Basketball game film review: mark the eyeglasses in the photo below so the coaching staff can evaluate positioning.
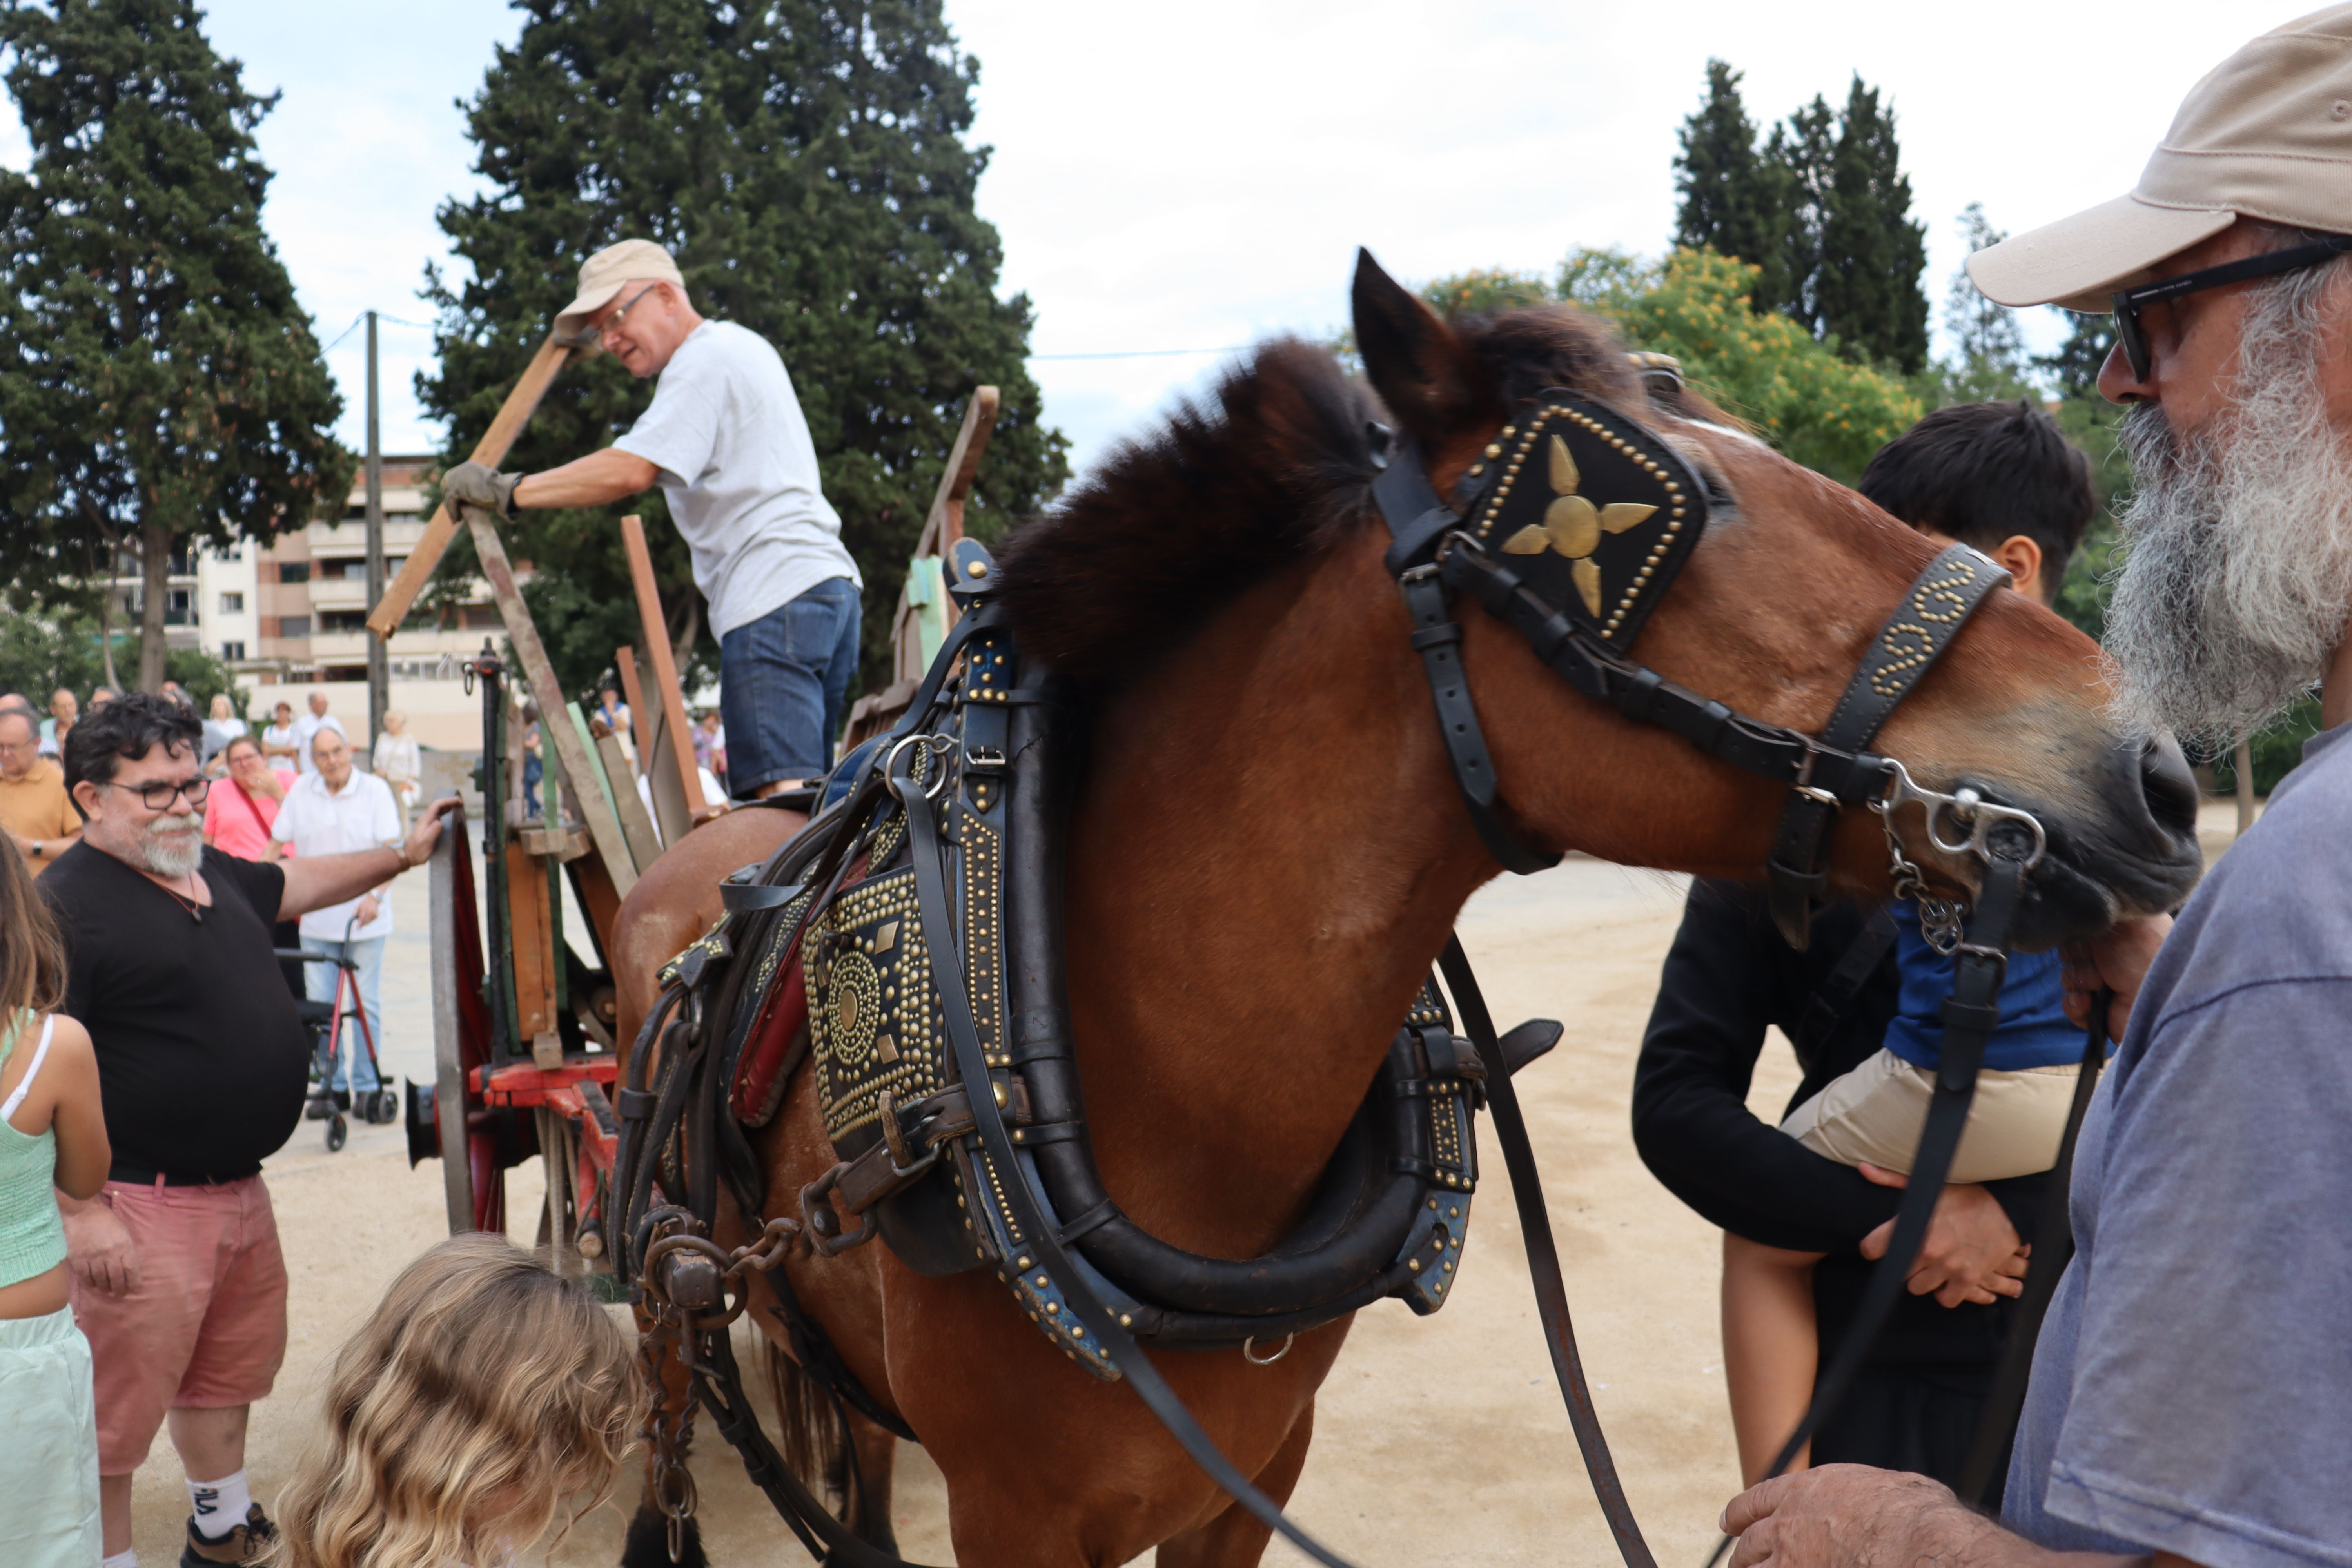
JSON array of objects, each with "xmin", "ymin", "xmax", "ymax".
[
  {"xmin": 101, "ymin": 776, "xmax": 209, "ymax": 811},
  {"xmin": 2112, "ymin": 235, "xmax": 2352, "ymax": 381},
  {"xmin": 599, "ymin": 283, "xmax": 662, "ymax": 346}
]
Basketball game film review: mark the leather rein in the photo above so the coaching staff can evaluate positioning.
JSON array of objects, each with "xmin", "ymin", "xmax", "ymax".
[{"xmin": 616, "ymin": 387, "xmax": 2056, "ymax": 1568}]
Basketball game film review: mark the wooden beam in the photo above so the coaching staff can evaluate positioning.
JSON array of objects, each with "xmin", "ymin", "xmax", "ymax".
[
  {"xmin": 615, "ymin": 646, "xmax": 652, "ymax": 775},
  {"xmin": 619, "ymin": 515, "xmax": 707, "ymax": 817},
  {"xmin": 367, "ymin": 331, "xmax": 587, "ymax": 639},
  {"xmin": 593, "ymin": 723, "xmax": 664, "ymax": 870},
  {"xmin": 912, "ymin": 386, "xmax": 999, "ymax": 559},
  {"xmin": 463, "ymin": 508, "xmax": 640, "ymax": 899}
]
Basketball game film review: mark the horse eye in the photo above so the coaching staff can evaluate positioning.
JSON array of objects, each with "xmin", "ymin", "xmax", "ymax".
[{"xmin": 1704, "ymin": 477, "xmax": 1735, "ymax": 509}]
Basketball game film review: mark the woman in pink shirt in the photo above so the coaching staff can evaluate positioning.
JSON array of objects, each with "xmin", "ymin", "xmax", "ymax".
[{"xmin": 201, "ymin": 736, "xmax": 296, "ymax": 861}]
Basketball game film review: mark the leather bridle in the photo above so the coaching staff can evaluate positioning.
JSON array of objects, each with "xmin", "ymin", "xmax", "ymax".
[{"xmin": 1370, "ymin": 390, "xmax": 2038, "ymax": 947}]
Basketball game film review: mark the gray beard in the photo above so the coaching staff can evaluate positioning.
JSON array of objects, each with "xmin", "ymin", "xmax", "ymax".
[
  {"xmin": 2102, "ymin": 270, "xmax": 2352, "ymax": 744},
  {"xmin": 139, "ymin": 811, "xmax": 204, "ymax": 880}
]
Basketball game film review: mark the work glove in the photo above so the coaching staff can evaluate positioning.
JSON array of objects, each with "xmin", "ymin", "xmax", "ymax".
[{"xmin": 443, "ymin": 461, "xmax": 522, "ymax": 518}]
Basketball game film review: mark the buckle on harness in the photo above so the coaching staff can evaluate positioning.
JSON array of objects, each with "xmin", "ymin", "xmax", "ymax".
[{"xmin": 1789, "ymin": 746, "xmax": 1842, "ymax": 809}]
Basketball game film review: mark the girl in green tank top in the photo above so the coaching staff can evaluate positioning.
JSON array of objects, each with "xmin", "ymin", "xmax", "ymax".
[{"xmin": 0, "ymin": 833, "xmax": 112, "ymax": 1568}]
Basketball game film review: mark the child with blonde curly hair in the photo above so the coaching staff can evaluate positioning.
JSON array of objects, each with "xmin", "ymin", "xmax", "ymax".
[{"xmin": 266, "ymin": 1235, "xmax": 637, "ymax": 1568}]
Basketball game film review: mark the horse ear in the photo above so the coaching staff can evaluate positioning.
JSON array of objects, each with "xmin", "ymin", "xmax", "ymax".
[{"xmin": 1351, "ymin": 247, "xmax": 1496, "ymax": 442}]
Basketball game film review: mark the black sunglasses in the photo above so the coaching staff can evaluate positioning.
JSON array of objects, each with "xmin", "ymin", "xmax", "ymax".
[{"xmin": 2112, "ymin": 235, "xmax": 2352, "ymax": 381}]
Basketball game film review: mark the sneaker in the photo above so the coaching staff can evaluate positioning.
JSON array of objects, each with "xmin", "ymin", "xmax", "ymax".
[{"xmin": 181, "ymin": 1503, "xmax": 277, "ymax": 1566}]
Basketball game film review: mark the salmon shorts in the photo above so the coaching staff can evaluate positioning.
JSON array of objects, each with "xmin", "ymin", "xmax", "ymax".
[{"xmin": 69, "ymin": 1176, "xmax": 288, "ymax": 1475}]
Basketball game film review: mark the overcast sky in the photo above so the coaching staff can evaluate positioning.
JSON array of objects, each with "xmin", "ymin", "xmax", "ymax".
[{"xmin": 0, "ymin": 0, "xmax": 2327, "ymax": 475}]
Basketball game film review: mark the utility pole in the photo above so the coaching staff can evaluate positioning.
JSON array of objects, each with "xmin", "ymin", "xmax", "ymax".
[{"xmin": 364, "ymin": 309, "xmax": 388, "ymax": 750}]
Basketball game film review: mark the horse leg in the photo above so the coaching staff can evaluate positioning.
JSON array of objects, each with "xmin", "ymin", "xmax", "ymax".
[
  {"xmin": 619, "ymin": 1313, "xmax": 707, "ymax": 1568},
  {"xmin": 1152, "ymin": 1403, "xmax": 1316, "ymax": 1568},
  {"xmin": 835, "ymin": 1408, "xmax": 901, "ymax": 1550}
]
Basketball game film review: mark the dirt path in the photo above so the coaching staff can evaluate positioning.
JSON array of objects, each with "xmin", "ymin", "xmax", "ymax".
[{"xmin": 121, "ymin": 804, "xmax": 2245, "ymax": 1565}]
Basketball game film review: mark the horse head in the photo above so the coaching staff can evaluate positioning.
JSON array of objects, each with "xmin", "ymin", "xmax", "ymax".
[{"xmin": 1344, "ymin": 251, "xmax": 2202, "ymax": 947}]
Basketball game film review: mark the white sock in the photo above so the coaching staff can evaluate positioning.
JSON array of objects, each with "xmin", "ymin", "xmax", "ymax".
[
  {"xmin": 187, "ymin": 1469, "xmax": 252, "ymax": 1538},
  {"xmin": 103, "ymin": 1552, "xmax": 137, "ymax": 1568}
]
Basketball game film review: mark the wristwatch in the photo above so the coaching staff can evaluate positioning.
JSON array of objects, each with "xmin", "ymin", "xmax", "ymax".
[{"xmin": 28, "ymin": 840, "xmax": 40, "ymax": 858}]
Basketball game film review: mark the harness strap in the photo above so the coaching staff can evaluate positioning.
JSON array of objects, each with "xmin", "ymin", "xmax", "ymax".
[
  {"xmin": 1794, "ymin": 906, "xmax": 1899, "ymax": 1064},
  {"xmin": 1399, "ymin": 566, "xmax": 1561, "ymax": 874},
  {"xmin": 1956, "ymin": 990, "xmax": 2113, "ymax": 1504},
  {"xmin": 1441, "ymin": 938, "xmax": 1658, "ymax": 1568},
  {"xmin": 1764, "ymin": 546, "xmax": 2009, "ymax": 948}
]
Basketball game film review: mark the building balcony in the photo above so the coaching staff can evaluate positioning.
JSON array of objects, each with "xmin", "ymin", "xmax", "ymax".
[{"xmin": 307, "ymin": 577, "xmax": 368, "ymax": 609}]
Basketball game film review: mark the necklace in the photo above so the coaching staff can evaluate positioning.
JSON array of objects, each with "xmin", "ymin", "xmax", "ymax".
[{"xmin": 157, "ymin": 872, "xmax": 205, "ymax": 924}]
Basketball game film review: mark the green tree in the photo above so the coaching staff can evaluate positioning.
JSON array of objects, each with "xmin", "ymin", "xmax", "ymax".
[
  {"xmin": 1813, "ymin": 76, "xmax": 1929, "ymax": 372},
  {"xmin": 0, "ymin": 0, "xmax": 350, "ymax": 695},
  {"xmin": 419, "ymin": 0, "xmax": 1069, "ymax": 699},
  {"xmin": 1765, "ymin": 95, "xmax": 1837, "ymax": 336},
  {"xmin": 1673, "ymin": 60, "xmax": 1793, "ymax": 315},
  {"xmin": 1425, "ymin": 246, "xmax": 1920, "ymax": 485},
  {"xmin": 1922, "ymin": 203, "xmax": 2041, "ymax": 405},
  {"xmin": 2039, "ymin": 312, "xmax": 2118, "ymax": 400}
]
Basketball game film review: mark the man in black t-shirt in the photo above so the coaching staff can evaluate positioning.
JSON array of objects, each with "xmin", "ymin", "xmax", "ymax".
[{"xmin": 39, "ymin": 695, "xmax": 454, "ymax": 1568}]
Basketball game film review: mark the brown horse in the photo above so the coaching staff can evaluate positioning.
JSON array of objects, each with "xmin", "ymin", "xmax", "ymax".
[{"xmin": 610, "ymin": 259, "xmax": 2202, "ymax": 1566}]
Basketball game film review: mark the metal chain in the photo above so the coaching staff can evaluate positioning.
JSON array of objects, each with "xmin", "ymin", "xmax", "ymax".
[
  {"xmin": 637, "ymin": 1303, "xmax": 700, "ymax": 1564},
  {"xmin": 1873, "ymin": 799, "xmax": 1968, "ymax": 955}
]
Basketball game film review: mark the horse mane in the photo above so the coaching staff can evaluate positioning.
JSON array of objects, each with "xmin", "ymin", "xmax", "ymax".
[{"xmin": 995, "ymin": 307, "xmax": 1649, "ymax": 694}]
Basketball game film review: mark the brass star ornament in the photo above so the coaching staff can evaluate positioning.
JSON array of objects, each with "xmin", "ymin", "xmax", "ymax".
[{"xmin": 1501, "ymin": 435, "xmax": 1657, "ymax": 616}]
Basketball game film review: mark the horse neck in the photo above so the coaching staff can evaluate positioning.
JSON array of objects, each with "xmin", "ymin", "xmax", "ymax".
[{"xmin": 1058, "ymin": 533, "xmax": 1492, "ymax": 1258}]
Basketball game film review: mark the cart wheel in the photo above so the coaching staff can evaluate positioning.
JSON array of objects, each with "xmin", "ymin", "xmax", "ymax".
[
  {"xmin": 369, "ymin": 1089, "xmax": 399, "ymax": 1125},
  {"xmin": 326, "ymin": 1114, "xmax": 348, "ymax": 1153}
]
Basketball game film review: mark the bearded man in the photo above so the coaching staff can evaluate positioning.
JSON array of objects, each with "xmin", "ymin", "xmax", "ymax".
[
  {"xmin": 1721, "ymin": 11, "xmax": 2352, "ymax": 1568},
  {"xmin": 38, "ymin": 694, "xmax": 455, "ymax": 1568}
]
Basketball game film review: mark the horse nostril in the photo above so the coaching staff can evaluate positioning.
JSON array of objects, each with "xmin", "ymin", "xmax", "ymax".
[{"xmin": 2139, "ymin": 735, "xmax": 2200, "ymax": 838}]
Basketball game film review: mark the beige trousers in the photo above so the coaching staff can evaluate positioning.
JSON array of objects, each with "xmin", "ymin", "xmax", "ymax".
[{"xmin": 1780, "ymin": 1047, "xmax": 2080, "ymax": 1184}]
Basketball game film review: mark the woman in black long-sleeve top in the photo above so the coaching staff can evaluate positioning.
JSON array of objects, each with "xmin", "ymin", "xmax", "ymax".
[{"xmin": 1631, "ymin": 877, "xmax": 2045, "ymax": 1503}]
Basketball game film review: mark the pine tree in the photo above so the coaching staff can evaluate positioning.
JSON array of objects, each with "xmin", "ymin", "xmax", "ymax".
[
  {"xmin": 1766, "ymin": 96, "xmax": 1837, "ymax": 336},
  {"xmin": 1934, "ymin": 203, "xmax": 2036, "ymax": 403},
  {"xmin": 419, "ymin": 0, "xmax": 1069, "ymax": 695},
  {"xmin": 1673, "ymin": 60, "xmax": 1792, "ymax": 314},
  {"xmin": 0, "ymin": 0, "xmax": 350, "ymax": 692},
  {"xmin": 2039, "ymin": 314, "xmax": 2118, "ymax": 401},
  {"xmin": 1812, "ymin": 76, "xmax": 1929, "ymax": 373}
]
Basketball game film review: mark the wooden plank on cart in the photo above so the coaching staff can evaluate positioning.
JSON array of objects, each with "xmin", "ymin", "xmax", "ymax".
[
  {"xmin": 428, "ymin": 820, "xmax": 475, "ymax": 1232},
  {"xmin": 619, "ymin": 515, "xmax": 708, "ymax": 820},
  {"xmin": 845, "ymin": 387, "xmax": 999, "ymax": 748},
  {"xmin": 462, "ymin": 506, "xmax": 640, "ymax": 899},
  {"xmin": 367, "ymin": 330, "xmax": 588, "ymax": 639},
  {"xmin": 593, "ymin": 722, "xmax": 664, "ymax": 870}
]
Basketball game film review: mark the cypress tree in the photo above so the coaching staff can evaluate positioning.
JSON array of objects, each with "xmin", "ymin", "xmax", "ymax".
[
  {"xmin": 1673, "ymin": 60, "xmax": 1792, "ymax": 314},
  {"xmin": 420, "ymin": 0, "xmax": 1069, "ymax": 694},
  {"xmin": 0, "ymin": 0, "xmax": 350, "ymax": 692},
  {"xmin": 1812, "ymin": 76, "xmax": 1929, "ymax": 373},
  {"xmin": 1766, "ymin": 96, "xmax": 1837, "ymax": 337}
]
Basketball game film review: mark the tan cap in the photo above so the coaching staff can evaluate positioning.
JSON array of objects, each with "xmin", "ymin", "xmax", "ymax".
[
  {"xmin": 554, "ymin": 238, "xmax": 686, "ymax": 339},
  {"xmin": 1969, "ymin": 5, "xmax": 2352, "ymax": 310}
]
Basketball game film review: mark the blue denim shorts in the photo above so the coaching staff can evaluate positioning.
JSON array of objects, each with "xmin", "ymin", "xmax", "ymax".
[{"xmin": 719, "ymin": 577, "xmax": 862, "ymax": 796}]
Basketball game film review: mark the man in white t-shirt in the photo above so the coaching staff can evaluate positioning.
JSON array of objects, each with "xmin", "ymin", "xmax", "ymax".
[
  {"xmin": 443, "ymin": 238, "xmax": 863, "ymax": 802},
  {"xmin": 267, "ymin": 726, "xmax": 400, "ymax": 1107},
  {"xmin": 287, "ymin": 691, "xmax": 345, "ymax": 778}
]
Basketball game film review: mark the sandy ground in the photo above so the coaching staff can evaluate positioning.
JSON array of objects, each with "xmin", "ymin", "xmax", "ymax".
[{"xmin": 117, "ymin": 803, "xmax": 2249, "ymax": 1567}]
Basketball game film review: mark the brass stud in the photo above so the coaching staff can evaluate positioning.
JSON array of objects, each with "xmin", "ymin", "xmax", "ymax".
[
  {"xmin": 1408, "ymin": 1259, "xmax": 1421, "ymax": 1272},
  {"xmin": 1483, "ymin": 443, "xmax": 1502, "ymax": 459}
]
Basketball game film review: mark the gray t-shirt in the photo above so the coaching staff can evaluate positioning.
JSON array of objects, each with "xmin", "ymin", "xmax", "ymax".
[
  {"xmin": 614, "ymin": 320, "xmax": 860, "ymax": 639},
  {"xmin": 2004, "ymin": 722, "xmax": 2352, "ymax": 1568}
]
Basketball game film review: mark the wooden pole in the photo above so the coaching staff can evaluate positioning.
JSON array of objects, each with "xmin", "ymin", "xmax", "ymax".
[
  {"xmin": 367, "ymin": 330, "xmax": 588, "ymax": 639},
  {"xmin": 462, "ymin": 506, "xmax": 640, "ymax": 898},
  {"xmin": 619, "ymin": 516, "xmax": 706, "ymax": 817},
  {"xmin": 615, "ymin": 646, "xmax": 652, "ymax": 773}
]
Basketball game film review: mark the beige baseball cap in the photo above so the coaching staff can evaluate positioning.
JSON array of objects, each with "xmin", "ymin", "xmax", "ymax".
[
  {"xmin": 554, "ymin": 238, "xmax": 686, "ymax": 338},
  {"xmin": 1969, "ymin": 5, "xmax": 2352, "ymax": 311}
]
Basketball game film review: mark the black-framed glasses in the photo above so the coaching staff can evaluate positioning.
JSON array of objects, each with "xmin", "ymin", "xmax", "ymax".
[
  {"xmin": 102, "ymin": 775, "xmax": 209, "ymax": 811},
  {"xmin": 599, "ymin": 282, "xmax": 662, "ymax": 346},
  {"xmin": 2112, "ymin": 235, "xmax": 2352, "ymax": 381}
]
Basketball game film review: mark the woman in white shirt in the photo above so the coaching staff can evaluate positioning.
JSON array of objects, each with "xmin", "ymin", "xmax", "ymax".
[{"xmin": 371, "ymin": 710, "xmax": 423, "ymax": 822}]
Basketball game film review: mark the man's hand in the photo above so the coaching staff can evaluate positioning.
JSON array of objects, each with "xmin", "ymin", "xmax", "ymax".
[
  {"xmin": 443, "ymin": 461, "xmax": 522, "ymax": 519},
  {"xmin": 356, "ymin": 893, "xmax": 381, "ymax": 926},
  {"xmin": 2061, "ymin": 914, "xmax": 2171, "ymax": 1042},
  {"xmin": 1724, "ymin": 1465, "xmax": 1997, "ymax": 1568},
  {"xmin": 1857, "ymin": 1165, "xmax": 2028, "ymax": 1307},
  {"xmin": 62, "ymin": 1197, "xmax": 140, "ymax": 1297},
  {"xmin": 403, "ymin": 797, "xmax": 460, "ymax": 869}
]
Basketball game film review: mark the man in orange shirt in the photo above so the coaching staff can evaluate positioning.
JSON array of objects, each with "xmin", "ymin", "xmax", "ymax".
[{"xmin": 0, "ymin": 701, "xmax": 79, "ymax": 874}]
